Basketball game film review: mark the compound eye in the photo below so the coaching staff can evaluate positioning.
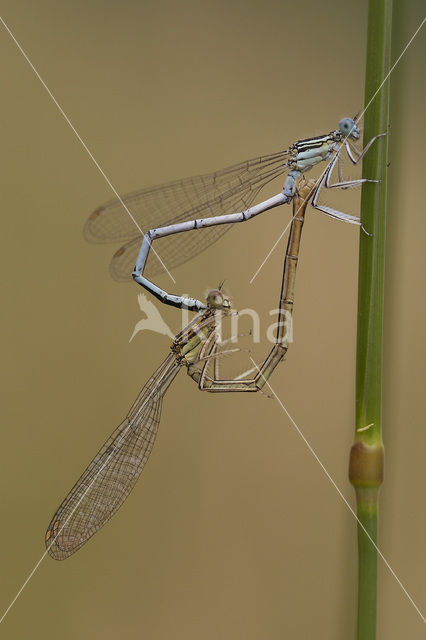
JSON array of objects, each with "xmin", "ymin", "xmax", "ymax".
[
  {"xmin": 206, "ymin": 289, "xmax": 223, "ymax": 308},
  {"xmin": 339, "ymin": 117, "xmax": 357, "ymax": 135},
  {"xmin": 206, "ymin": 288, "xmax": 231, "ymax": 309}
]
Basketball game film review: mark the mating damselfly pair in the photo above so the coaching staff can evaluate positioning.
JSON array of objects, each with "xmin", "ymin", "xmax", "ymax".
[{"xmin": 46, "ymin": 118, "xmax": 384, "ymax": 559}]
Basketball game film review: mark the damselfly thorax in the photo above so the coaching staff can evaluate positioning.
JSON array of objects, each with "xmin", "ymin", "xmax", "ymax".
[{"xmin": 86, "ymin": 116, "xmax": 385, "ymax": 312}]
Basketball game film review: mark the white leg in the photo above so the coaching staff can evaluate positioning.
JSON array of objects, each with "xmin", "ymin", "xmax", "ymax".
[
  {"xmin": 313, "ymin": 133, "xmax": 386, "ymax": 232},
  {"xmin": 311, "ymin": 162, "xmax": 363, "ymax": 225},
  {"xmin": 325, "ymin": 154, "xmax": 379, "ymax": 190},
  {"xmin": 133, "ymin": 192, "xmax": 288, "ymax": 311},
  {"xmin": 338, "ymin": 154, "xmax": 344, "ymax": 183},
  {"xmin": 344, "ymin": 132, "xmax": 387, "ymax": 165},
  {"xmin": 312, "ymin": 161, "xmax": 373, "ymax": 234}
]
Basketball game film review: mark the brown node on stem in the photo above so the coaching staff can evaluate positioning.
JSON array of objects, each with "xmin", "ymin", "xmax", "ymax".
[{"xmin": 349, "ymin": 441, "xmax": 384, "ymax": 488}]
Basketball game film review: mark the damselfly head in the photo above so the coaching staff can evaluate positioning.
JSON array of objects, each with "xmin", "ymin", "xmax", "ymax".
[
  {"xmin": 339, "ymin": 117, "xmax": 360, "ymax": 140},
  {"xmin": 206, "ymin": 289, "xmax": 231, "ymax": 310}
]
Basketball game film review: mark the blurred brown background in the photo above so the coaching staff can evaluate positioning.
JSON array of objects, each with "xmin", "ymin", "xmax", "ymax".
[{"xmin": 1, "ymin": 1, "xmax": 425, "ymax": 638}]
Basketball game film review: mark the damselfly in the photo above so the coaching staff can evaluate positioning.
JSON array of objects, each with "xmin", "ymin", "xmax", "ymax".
[
  {"xmin": 45, "ymin": 183, "xmax": 314, "ymax": 559},
  {"xmin": 85, "ymin": 117, "xmax": 385, "ymax": 311}
]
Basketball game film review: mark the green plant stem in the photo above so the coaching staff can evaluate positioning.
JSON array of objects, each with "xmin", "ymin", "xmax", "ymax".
[{"xmin": 349, "ymin": 1, "xmax": 392, "ymax": 638}]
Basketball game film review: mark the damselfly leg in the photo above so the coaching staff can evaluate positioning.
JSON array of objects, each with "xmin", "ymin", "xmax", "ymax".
[
  {"xmin": 187, "ymin": 181, "xmax": 314, "ymax": 393},
  {"xmin": 126, "ymin": 119, "xmax": 385, "ymax": 310}
]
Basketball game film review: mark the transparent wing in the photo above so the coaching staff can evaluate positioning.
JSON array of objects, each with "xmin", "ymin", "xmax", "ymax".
[
  {"xmin": 45, "ymin": 353, "xmax": 180, "ymax": 560},
  {"xmin": 84, "ymin": 150, "xmax": 290, "ymax": 281}
]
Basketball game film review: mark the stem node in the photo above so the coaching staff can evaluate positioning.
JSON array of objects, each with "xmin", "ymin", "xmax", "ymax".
[{"xmin": 349, "ymin": 442, "xmax": 384, "ymax": 489}]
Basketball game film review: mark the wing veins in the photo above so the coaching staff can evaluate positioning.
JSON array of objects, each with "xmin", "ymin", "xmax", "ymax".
[{"xmin": 45, "ymin": 354, "xmax": 180, "ymax": 560}]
